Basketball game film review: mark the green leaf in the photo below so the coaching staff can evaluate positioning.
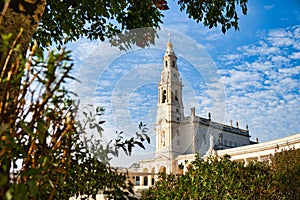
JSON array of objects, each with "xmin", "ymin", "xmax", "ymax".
[
  {"xmin": 135, "ymin": 141, "xmax": 145, "ymax": 150},
  {"xmin": 18, "ymin": 121, "xmax": 34, "ymax": 136}
]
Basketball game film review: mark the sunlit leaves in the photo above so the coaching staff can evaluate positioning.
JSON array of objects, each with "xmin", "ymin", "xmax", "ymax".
[
  {"xmin": 34, "ymin": 0, "xmax": 164, "ymax": 49},
  {"xmin": 113, "ymin": 122, "xmax": 150, "ymax": 156},
  {"xmin": 177, "ymin": 0, "xmax": 248, "ymax": 34},
  {"xmin": 153, "ymin": 0, "xmax": 169, "ymax": 10},
  {"xmin": 270, "ymin": 148, "xmax": 300, "ymax": 199},
  {"xmin": 33, "ymin": 0, "xmax": 248, "ymax": 49}
]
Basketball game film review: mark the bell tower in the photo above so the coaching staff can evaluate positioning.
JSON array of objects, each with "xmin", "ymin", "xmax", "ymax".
[{"xmin": 155, "ymin": 35, "xmax": 184, "ymax": 161}]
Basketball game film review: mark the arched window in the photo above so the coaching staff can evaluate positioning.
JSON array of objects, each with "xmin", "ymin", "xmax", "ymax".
[
  {"xmin": 151, "ymin": 177, "xmax": 155, "ymax": 185},
  {"xmin": 162, "ymin": 90, "xmax": 166, "ymax": 103},
  {"xmin": 135, "ymin": 176, "xmax": 140, "ymax": 186},
  {"xmin": 178, "ymin": 164, "xmax": 184, "ymax": 175},
  {"xmin": 165, "ymin": 60, "xmax": 168, "ymax": 67},
  {"xmin": 172, "ymin": 61, "xmax": 175, "ymax": 68},
  {"xmin": 144, "ymin": 176, "xmax": 148, "ymax": 186}
]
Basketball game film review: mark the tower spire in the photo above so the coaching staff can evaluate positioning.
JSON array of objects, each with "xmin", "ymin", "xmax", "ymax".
[
  {"xmin": 156, "ymin": 39, "xmax": 184, "ymax": 161},
  {"xmin": 168, "ymin": 33, "xmax": 172, "ymax": 43},
  {"xmin": 166, "ymin": 33, "xmax": 174, "ymax": 55}
]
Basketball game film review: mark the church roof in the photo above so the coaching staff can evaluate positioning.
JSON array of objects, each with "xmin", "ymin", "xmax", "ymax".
[{"xmin": 181, "ymin": 114, "xmax": 250, "ymax": 137}]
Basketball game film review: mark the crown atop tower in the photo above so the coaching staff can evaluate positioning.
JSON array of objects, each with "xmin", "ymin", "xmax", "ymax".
[{"xmin": 165, "ymin": 33, "xmax": 175, "ymax": 55}]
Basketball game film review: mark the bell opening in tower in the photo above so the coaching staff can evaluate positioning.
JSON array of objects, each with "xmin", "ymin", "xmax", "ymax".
[{"xmin": 162, "ymin": 90, "xmax": 167, "ymax": 103}]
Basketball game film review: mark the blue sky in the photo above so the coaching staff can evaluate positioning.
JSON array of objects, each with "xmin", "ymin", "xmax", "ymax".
[{"xmin": 69, "ymin": 0, "xmax": 300, "ymax": 167}]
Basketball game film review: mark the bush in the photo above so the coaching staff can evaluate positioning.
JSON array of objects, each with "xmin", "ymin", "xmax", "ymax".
[{"xmin": 142, "ymin": 155, "xmax": 280, "ymax": 199}]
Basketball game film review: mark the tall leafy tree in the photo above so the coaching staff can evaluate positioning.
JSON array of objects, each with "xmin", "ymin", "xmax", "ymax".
[{"xmin": 0, "ymin": 42, "xmax": 150, "ymax": 199}]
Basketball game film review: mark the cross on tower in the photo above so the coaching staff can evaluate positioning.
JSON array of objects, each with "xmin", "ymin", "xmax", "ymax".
[{"xmin": 168, "ymin": 33, "xmax": 172, "ymax": 43}]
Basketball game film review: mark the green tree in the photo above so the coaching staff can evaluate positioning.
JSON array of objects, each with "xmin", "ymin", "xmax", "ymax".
[
  {"xmin": 1, "ymin": 0, "xmax": 248, "ymax": 53},
  {"xmin": 0, "ymin": 41, "xmax": 151, "ymax": 199},
  {"xmin": 142, "ymin": 155, "xmax": 280, "ymax": 199},
  {"xmin": 270, "ymin": 147, "xmax": 300, "ymax": 199}
]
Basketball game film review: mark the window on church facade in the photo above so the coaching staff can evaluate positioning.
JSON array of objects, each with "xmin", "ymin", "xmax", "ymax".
[
  {"xmin": 165, "ymin": 60, "xmax": 168, "ymax": 67},
  {"xmin": 177, "ymin": 130, "xmax": 179, "ymax": 136},
  {"xmin": 135, "ymin": 176, "xmax": 140, "ymax": 186},
  {"xmin": 144, "ymin": 176, "xmax": 148, "ymax": 186},
  {"xmin": 172, "ymin": 61, "xmax": 175, "ymax": 68},
  {"xmin": 162, "ymin": 90, "xmax": 166, "ymax": 103}
]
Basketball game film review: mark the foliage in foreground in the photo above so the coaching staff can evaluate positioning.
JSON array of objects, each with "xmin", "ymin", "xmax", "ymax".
[
  {"xmin": 142, "ymin": 150, "xmax": 300, "ymax": 200},
  {"xmin": 0, "ymin": 0, "xmax": 249, "ymax": 59},
  {"xmin": 270, "ymin": 147, "xmax": 300, "ymax": 199},
  {"xmin": 0, "ymin": 39, "xmax": 149, "ymax": 199},
  {"xmin": 34, "ymin": 0, "xmax": 248, "ymax": 48}
]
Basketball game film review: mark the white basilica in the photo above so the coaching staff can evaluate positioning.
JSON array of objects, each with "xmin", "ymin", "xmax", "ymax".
[
  {"xmin": 127, "ymin": 39, "xmax": 254, "ymax": 180},
  {"xmin": 125, "ymin": 39, "xmax": 300, "ymax": 191},
  {"xmin": 153, "ymin": 39, "xmax": 255, "ymax": 162}
]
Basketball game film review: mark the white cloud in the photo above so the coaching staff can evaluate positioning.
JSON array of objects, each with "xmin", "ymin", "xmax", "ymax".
[
  {"xmin": 268, "ymin": 37, "xmax": 293, "ymax": 47},
  {"xmin": 290, "ymin": 52, "xmax": 300, "ymax": 59},
  {"xmin": 267, "ymin": 29, "xmax": 294, "ymax": 47},
  {"xmin": 237, "ymin": 42, "xmax": 280, "ymax": 56},
  {"xmin": 278, "ymin": 66, "xmax": 300, "ymax": 75},
  {"xmin": 268, "ymin": 29, "xmax": 293, "ymax": 38},
  {"xmin": 271, "ymin": 55, "xmax": 290, "ymax": 63},
  {"xmin": 294, "ymin": 27, "xmax": 300, "ymax": 38},
  {"xmin": 264, "ymin": 4, "xmax": 274, "ymax": 10},
  {"xmin": 219, "ymin": 54, "xmax": 243, "ymax": 65},
  {"xmin": 215, "ymin": 26, "xmax": 300, "ymax": 142},
  {"xmin": 246, "ymin": 61, "xmax": 274, "ymax": 71}
]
